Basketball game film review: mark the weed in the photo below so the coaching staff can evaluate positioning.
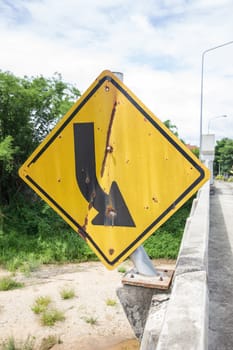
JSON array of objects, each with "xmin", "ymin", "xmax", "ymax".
[
  {"xmin": 31, "ymin": 296, "xmax": 51, "ymax": 314},
  {"xmin": 1, "ymin": 335, "xmax": 35, "ymax": 350},
  {"xmin": 1, "ymin": 336, "xmax": 15, "ymax": 350},
  {"xmin": 39, "ymin": 335, "xmax": 62, "ymax": 350},
  {"xmin": 84, "ymin": 316, "xmax": 98, "ymax": 325},
  {"xmin": 60, "ymin": 287, "xmax": 75, "ymax": 300},
  {"xmin": 41, "ymin": 308, "xmax": 65, "ymax": 326},
  {"xmin": 117, "ymin": 266, "xmax": 126, "ymax": 273},
  {"xmin": 19, "ymin": 258, "xmax": 41, "ymax": 277},
  {"xmin": 106, "ymin": 298, "xmax": 117, "ymax": 306},
  {"xmin": 5, "ymin": 257, "xmax": 22, "ymax": 273},
  {"xmin": 0, "ymin": 277, "xmax": 24, "ymax": 291},
  {"xmin": 0, "ymin": 193, "xmax": 193, "ymax": 271}
]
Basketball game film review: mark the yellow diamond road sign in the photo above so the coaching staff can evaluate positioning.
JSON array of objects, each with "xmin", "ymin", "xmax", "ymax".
[{"xmin": 19, "ymin": 70, "xmax": 210, "ymax": 270}]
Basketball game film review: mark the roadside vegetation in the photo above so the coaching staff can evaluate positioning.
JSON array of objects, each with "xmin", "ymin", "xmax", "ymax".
[
  {"xmin": 0, "ymin": 335, "xmax": 35, "ymax": 350},
  {"xmin": 106, "ymin": 298, "xmax": 117, "ymax": 306},
  {"xmin": 214, "ymin": 138, "xmax": 233, "ymax": 180},
  {"xmin": 60, "ymin": 287, "xmax": 75, "ymax": 300},
  {"xmin": 0, "ymin": 335, "xmax": 62, "ymax": 350},
  {"xmin": 144, "ymin": 197, "xmax": 193, "ymax": 259},
  {"xmin": 0, "ymin": 276, "xmax": 24, "ymax": 291},
  {"xmin": 83, "ymin": 316, "xmax": 98, "ymax": 325},
  {"xmin": 40, "ymin": 308, "xmax": 65, "ymax": 326},
  {"xmin": 0, "ymin": 196, "xmax": 192, "ymax": 271},
  {"xmin": 31, "ymin": 295, "xmax": 65, "ymax": 326},
  {"xmin": 31, "ymin": 296, "xmax": 52, "ymax": 314}
]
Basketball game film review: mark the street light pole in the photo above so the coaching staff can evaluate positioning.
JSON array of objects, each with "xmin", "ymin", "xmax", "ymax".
[
  {"xmin": 199, "ymin": 40, "xmax": 233, "ymax": 159},
  {"xmin": 208, "ymin": 114, "xmax": 228, "ymax": 134}
]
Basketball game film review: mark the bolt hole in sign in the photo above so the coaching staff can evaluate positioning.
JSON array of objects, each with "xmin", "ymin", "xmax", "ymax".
[{"xmin": 19, "ymin": 70, "xmax": 210, "ymax": 270}]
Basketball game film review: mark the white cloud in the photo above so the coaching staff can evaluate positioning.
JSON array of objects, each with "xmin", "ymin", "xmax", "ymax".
[{"xmin": 0, "ymin": 0, "xmax": 233, "ymax": 146}]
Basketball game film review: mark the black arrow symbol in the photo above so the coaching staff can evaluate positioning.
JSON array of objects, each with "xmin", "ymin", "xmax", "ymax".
[{"xmin": 73, "ymin": 122, "xmax": 135, "ymax": 227}]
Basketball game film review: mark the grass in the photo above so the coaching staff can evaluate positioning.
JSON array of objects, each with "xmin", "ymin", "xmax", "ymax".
[
  {"xmin": 117, "ymin": 265, "xmax": 127, "ymax": 273},
  {"xmin": 84, "ymin": 316, "xmax": 98, "ymax": 325},
  {"xmin": 60, "ymin": 287, "xmax": 75, "ymax": 300},
  {"xmin": 0, "ymin": 194, "xmax": 194, "ymax": 272},
  {"xmin": 1, "ymin": 335, "xmax": 35, "ymax": 350},
  {"xmin": 0, "ymin": 201, "xmax": 97, "ymax": 272},
  {"xmin": 31, "ymin": 296, "xmax": 51, "ymax": 314},
  {"xmin": 143, "ymin": 197, "xmax": 194, "ymax": 259},
  {"xmin": 0, "ymin": 229, "xmax": 97, "ymax": 273},
  {"xmin": 106, "ymin": 298, "xmax": 117, "ymax": 306},
  {"xmin": 19, "ymin": 258, "xmax": 41, "ymax": 277},
  {"xmin": 0, "ymin": 276, "xmax": 24, "ymax": 291},
  {"xmin": 31, "ymin": 296, "xmax": 65, "ymax": 327},
  {"xmin": 40, "ymin": 308, "xmax": 65, "ymax": 326}
]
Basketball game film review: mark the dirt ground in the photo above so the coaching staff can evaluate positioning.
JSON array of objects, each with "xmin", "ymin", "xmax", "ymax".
[{"xmin": 0, "ymin": 259, "xmax": 174, "ymax": 350}]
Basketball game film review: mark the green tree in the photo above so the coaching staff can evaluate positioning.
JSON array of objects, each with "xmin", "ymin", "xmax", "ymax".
[
  {"xmin": 0, "ymin": 71, "xmax": 80, "ymax": 206},
  {"xmin": 0, "ymin": 71, "xmax": 80, "ymax": 235},
  {"xmin": 214, "ymin": 138, "xmax": 233, "ymax": 177},
  {"xmin": 0, "ymin": 135, "xmax": 16, "ymax": 172},
  {"xmin": 163, "ymin": 119, "xmax": 179, "ymax": 137},
  {"xmin": 163, "ymin": 119, "xmax": 187, "ymax": 145}
]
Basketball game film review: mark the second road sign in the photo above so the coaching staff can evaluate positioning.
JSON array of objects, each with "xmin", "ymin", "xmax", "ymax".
[{"xmin": 19, "ymin": 70, "xmax": 210, "ymax": 269}]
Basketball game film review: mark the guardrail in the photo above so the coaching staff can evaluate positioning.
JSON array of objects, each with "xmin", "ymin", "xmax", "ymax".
[{"xmin": 141, "ymin": 180, "xmax": 210, "ymax": 349}]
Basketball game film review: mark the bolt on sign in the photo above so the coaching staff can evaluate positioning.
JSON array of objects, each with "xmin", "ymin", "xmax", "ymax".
[{"xmin": 19, "ymin": 70, "xmax": 210, "ymax": 270}]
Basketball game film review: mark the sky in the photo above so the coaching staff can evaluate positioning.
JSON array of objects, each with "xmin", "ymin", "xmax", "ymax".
[{"xmin": 0, "ymin": 0, "xmax": 233, "ymax": 146}]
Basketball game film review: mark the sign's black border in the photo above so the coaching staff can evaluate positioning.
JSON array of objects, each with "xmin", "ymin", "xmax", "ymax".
[{"xmin": 26, "ymin": 74, "xmax": 205, "ymax": 266}]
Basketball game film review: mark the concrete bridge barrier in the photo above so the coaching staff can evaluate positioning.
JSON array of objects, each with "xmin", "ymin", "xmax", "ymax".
[{"xmin": 141, "ymin": 181, "xmax": 210, "ymax": 349}]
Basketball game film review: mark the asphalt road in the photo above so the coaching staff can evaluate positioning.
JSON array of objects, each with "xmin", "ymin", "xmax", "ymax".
[{"xmin": 208, "ymin": 181, "xmax": 233, "ymax": 350}]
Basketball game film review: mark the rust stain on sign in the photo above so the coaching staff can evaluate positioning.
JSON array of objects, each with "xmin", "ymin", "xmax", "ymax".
[{"xmin": 100, "ymin": 100, "xmax": 117, "ymax": 178}]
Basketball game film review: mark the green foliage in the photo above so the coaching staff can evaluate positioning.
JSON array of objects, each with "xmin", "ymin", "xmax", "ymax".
[
  {"xmin": 191, "ymin": 147, "xmax": 199, "ymax": 158},
  {"xmin": 215, "ymin": 174, "xmax": 224, "ymax": 181},
  {"xmin": 1, "ymin": 336, "xmax": 35, "ymax": 350},
  {"xmin": 31, "ymin": 296, "xmax": 52, "ymax": 314},
  {"xmin": 163, "ymin": 119, "xmax": 179, "ymax": 137},
  {"xmin": 32, "ymin": 296, "xmax": 65, "ymax": 327},
  {"xmin": 84, "ymin": 316, "xmax": 98, "ymax": 325},
  {"xmin": 0, "ymin": 70, "xmax": 82, "ymax": 274},
  {"xmin": 0, "ymin": 136, "xmax": 17, "ymax": 172},
  {"xmin": 117, "ymin": 265, "xmax": 127, "ymax": 273},
  {"xmin": 40, "ymin": 308, "xmax": 65, "ymax": 326},
  {"xmin": 0, "ymin": 193, "xmax": 192, "ymax": 269},
  {"xmin": 143, "ymin": 197, "xmax": 193, "ymax": 259},
  {"xmin": 0, "ymin": 70, "xmax": 80, "ymax": 224},
  {"xmin": 163, "ymin": 119, "xmax": 186, "ymax": 143},
  {"xmin": 0, "ymin": 276, "xmax": 24, "ymax": 291},
  {"xmin": 0, "ymin": 228, "xmax": 97, "ymax": 271},
  {"xmin": 0, "ymin": 200, "xmax": 97, "ymax": 271},
  {"xmin": 214, "ymin": 138, "xmax": 233, "ymax": 177},
  {"xmin": 106, "ymin": 298, "xmax": 117, "ymax": 306},
  {"xmin": 60, "ymin": 287, "xmax": 75, "ymax": 300},
  {"xmin": 19, "ymin": 258, "xmax": 41, "ymax": 277}
]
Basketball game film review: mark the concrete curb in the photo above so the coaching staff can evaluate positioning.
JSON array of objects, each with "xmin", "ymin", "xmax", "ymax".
[{"xmin": 141, "ymin": 182, "xmax": 210, "ymax": 349}]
